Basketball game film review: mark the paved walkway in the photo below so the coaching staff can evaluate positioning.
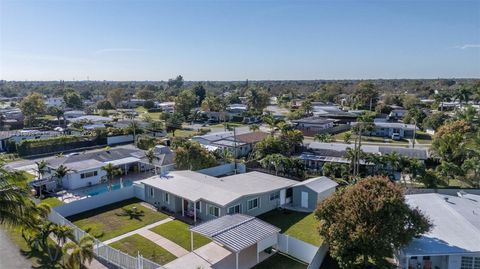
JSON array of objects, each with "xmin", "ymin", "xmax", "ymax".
[
  {"xmin": 0, "ymin": 229, "xmax": 32, "ymax": 269},
  {"xmin": 137, "ymin": 229, "xmax": 189, "ymax": 257},
  {"xmin": 102, "ymin": 217, "xmax": 189, "ymax": 257},
  {"xmin": 103, "ymin": 217, "xmax": 173, "ymax": 245}
]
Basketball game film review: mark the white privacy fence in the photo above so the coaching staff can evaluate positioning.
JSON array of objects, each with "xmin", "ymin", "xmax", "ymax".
[
  {"xmin": 49, "ymin": 210, "xmax": 163, "ymax": 269},
  {"xmin": 277, "ymin": 234, "xmax": 328, "ymax": 268}
]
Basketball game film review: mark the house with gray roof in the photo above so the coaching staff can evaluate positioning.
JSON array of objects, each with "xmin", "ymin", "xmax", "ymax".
[
  {"xmin": 353, "ymin": 121, "xmax": 417, "ymax": 139},
  {"xmin": 33, "ymin": 145, "xmax": 174, "ymax": 191},
  {"xmin": 141, "ymin": 170, "xmax": 336, "ymax": 223},
  {"xmin": 191, "ymin": 131, "xmax": 269, "ymax": 158},
  {"xmin": 398, "ymin": 192, "xmax": 480, "ymax": 269}
]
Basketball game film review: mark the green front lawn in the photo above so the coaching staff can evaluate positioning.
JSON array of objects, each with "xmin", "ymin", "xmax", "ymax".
[
  {"xmin": 109, "ymin": 234, "xmax": 177, "ymax": 265},
  {"xmin": 208, "ymin": 122, "xmax": 246, "ymax": 129},
  {"xmin": 252, "ymin": 253, "xmax": 308, "ymax": 269},
  {"xmin": 258, "ymin": 210, "xmax": 323, "ymax": 246},
  {"xmin": 68, "ymin": 198, "xmax": 168, "ymax": 241},
  {"xmin": 168, "ymin": 129, "xmax": 197, "ymax": 138},
  {"xmin": 415, "ymin": 131, "xmax": 432, "ymax": 144},
  {"xmin": 40, "ymin": 197, "xmax": 64, "ymax": 208},
  {"xmin": 149, "ymin": 220, "xmax": 211, "ymax": 250}
]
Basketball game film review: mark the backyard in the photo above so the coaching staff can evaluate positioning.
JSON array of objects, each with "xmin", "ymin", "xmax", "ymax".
[
  {"xmin": 258, "ymin": 209, "xmax": 323, "ymax": 246},
  {"xmin": 333, "ymin": 131, "xmax": 409, "ymax": 145},
  {"xmin": 109, "ymin": 234, "xmax": 177, "ymax": 265},
  {"xmin": 149, "ymin": 220, "xmax": 211, "ymax": 250},
  {"xmin": 252, "ymin": 253, "xmax": 308, "ymax": 269},
  {"xmin": 68, "ymin": 198, "xmax": 168, "ymax": 240}
]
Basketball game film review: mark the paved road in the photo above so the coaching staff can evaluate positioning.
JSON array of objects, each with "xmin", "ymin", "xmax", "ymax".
[{"xmin": 0, "ymin": 229, "xmax": 32, "ymax": 269}]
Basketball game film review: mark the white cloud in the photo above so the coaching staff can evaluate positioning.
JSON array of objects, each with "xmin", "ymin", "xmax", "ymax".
[
  {"xmin": 94, "ymin": 48, "xmax": 146, "ymax": 54},
  {"xmin": 455, "ymin": 44, "xmax": 480, "ymax": 50}
]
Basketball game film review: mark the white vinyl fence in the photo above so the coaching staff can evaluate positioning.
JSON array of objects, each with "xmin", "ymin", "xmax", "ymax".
[
  {"xmin": 277, "ymin": 234, "xmax": 320, "ymax": 264},
  {"xmin": 49, "ymin": 209, "xmax": 163, "ymax": 269}
]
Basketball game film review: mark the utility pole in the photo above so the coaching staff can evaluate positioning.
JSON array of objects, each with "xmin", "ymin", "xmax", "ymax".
[
  {"xmin": 233, "ymin": 127, "xmax": 238, "ymax": 174},
  {"xmin": 412, "ymin": 119, "xmax": 417, "ymax": 149}
]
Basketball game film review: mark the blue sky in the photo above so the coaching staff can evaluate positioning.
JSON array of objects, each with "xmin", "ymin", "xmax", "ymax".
[{"xmin": 1, "ymin": 0, "xmax": 479, "ymax": 81}]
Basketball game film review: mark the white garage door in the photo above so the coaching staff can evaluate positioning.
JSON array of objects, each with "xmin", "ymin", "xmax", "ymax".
[{"xmin": 301, "ymin": 191, "xmax": 309, "ymax": 208}]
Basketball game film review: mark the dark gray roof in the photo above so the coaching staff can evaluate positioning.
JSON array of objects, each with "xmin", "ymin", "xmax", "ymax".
[
  {"xmin": 292, "ymin": 117, "xmax": 336, "ymax": 124},
  {"xmin": 378, "ymin": 147, "xmax": 428, "ymax": 160},
  {"xmin": 190, "ymin": 214, "xmax": 280, "ymax": 252}
]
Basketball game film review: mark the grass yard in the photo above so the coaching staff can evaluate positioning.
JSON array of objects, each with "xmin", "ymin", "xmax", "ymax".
[
  {"xmin": 136, "ymin": 106, "xmax": 163, "ymax": 120},
  {"xmin": 68, "ymin": 198, "xmax": 168, "ymax": 241},
  {"xmin": 258, "ymin": 210, "xmax": 323, "ymax": 246},
  {"xmin": 208, "ymin": 122, "xmax": 246, "ymax": 129},
  {"xmin": 40, "ymin": 197, "xmax": 64, "ymax": 208},
  {"xmin": 109, "ymin": 234, "xmax": 177, "ymax": 265},
  {"xmin": 168, "ymin": 129, "xmax": 197, "ymax": 138},
  {"xmin": 252, "ymin": 253, "xmax": 308, "ymax": 269},
  {"xmin": 149, "ymin": 220, "xmax": 211, "ymax": 250},
  {"xmin": 333, "ymin": 131, "xmax": 409, "ymax": 145},
  {"xmin": 415, "ymin": 131, "xmax": 432, "ymax": 144}
]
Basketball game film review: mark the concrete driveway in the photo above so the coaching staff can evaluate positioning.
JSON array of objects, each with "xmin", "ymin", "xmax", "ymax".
[{"xmin": 0, "ymin": 229, "xmax": 31, "ymax": 269}]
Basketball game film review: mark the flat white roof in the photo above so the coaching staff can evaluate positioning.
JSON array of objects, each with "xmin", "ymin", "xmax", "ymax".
[
  {"xmin": 105, "ymin": 157, "xmax": 140, "ymax": 166},
  {"xmin": 141, "ymin": 171, "xmax": 298, "ymax": 206},
  {"xmin": 403, "ymin": 193, "xmax": 480, "ymax": 256}
]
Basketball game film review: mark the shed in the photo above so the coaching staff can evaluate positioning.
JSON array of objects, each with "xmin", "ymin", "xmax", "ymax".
[{"xmin": 291, "ymin": 176, "xmax": 338, "ymax": 211}]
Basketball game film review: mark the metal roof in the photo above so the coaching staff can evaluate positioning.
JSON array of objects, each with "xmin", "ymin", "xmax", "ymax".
[{"xmin": 190, "ymin": 214, "xmax": 280, "ymax": 252}]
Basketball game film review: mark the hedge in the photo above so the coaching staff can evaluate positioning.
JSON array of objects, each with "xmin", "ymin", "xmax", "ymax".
[{"xmin": 17, "ymin": 135, "xmax": 107, "ymax": 156}]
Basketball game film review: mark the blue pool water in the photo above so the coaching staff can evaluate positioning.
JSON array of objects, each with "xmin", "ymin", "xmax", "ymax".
[{"xmin": 84, "ymin": 180, "xmax": 133, "ymax": 196}]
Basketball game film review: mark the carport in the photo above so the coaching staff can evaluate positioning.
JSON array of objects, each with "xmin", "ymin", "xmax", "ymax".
[{"xmin": 190, "ymin": 214, "xmax": 280, "ymax": 269}]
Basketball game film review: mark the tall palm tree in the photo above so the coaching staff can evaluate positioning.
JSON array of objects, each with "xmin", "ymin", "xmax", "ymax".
[
  {"xmin": 53, "ymin": 165, "xmax": 73, "ymax": 188},
  {"xmin": 454, "ymin": 85, "xmax": 472, "ymax": 106},
  {"xmin": 62, "ymin": 235, "xmax": 95, "ymax": 269},
  {"xmin": 144, "ymin": 148, "xmax": 159, "ymax": 174},
  {"xmin": 35, "ymin": 160, "xmax": 49, "ymax": 179},
  {"xmin": 101, "ymin": 163, "xmax": 121, "ymax": 191}
]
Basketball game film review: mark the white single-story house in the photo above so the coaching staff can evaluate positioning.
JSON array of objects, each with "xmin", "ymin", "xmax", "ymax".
[
  {"xmin": 192, "ymin": 131, "xmax": 269, "ymax": 158},
  {"xmin": 397, "ymin": 192, "xmax": 480, "ymax": 269},
  {"xmin": 353, "ymin": 122, "xmax": 417, "ymax": 139},
  {"xmin": 156, "ymin": 102, "xmax": 175, "ymax": 113},
  {"xmin": 141, "ymin": 170, "xmax": 336, "ymax": 223},
  {"xmin": 45, "ymin": 97, "xmax": 65, "ymax": 108},
  {"xmin": 0, "ymin": 130, "xmax": 62, "ymax": 152},
  {"xmin": 63, "ymin": 110, "xmax": 86, "ymax": 119},
  {"xmin": 31, "ymin": 145, "xmax": 174, "ymax": 191},
  {"xmin": 388, "ymin": 109, "xmax": 407, "ymax": 120}
]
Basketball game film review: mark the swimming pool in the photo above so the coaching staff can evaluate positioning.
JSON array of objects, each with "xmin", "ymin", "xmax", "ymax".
[{"xmin": 84, "ymin": 180, "xmax": 133, "ymax": 196}]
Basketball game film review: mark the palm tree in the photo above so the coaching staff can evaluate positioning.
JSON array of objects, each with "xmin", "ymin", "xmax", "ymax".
[
  {"xmin": 53, "ymin": 165, "xmax": 73, "ymax": 188},
  {"xmin": 49, "ymin": 224, "xmax": 74, "ymax": 261},
  {"xmin": 0, "ymin": 168, "xmax": 29, "ymax": 227},
  {"xmin": 62, "ymin": 235, "xmax": 95, "ymax": 269},
  {"xmin": 249, "ymin": 124, "xmax": 260, "ymax": 132},
  {"xmin": 35, "ymin": 160, "xmax": 49, "ymax": 179},
  {"xmin": 384, "ymin": 152, "xmax": 401, "ymax": 180},
  {"xmin": 101, "ymin": 163, "xmax": 121, "ymax": 191},
  {"xmin": 144, "ymin": 148, "xmax": 159, "ymax": 174},
  {"xmin": 454, "ymin": 85, "xmax": 472, "ymax": 106}
]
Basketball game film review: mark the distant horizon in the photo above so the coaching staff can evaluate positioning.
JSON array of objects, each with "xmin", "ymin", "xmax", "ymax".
[{"xmin": 1, "ymin": 0, "xmax": 479, "ymax": 80}]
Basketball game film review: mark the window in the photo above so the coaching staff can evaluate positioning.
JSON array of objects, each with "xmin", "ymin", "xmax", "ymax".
[
  {"xmin": 270, "ymin": 192, "xmax": 280, "ymax": 201},
  {"xmin": 195, "ymin": 201, "xmax": 201, "ymax": 213},
  {"xmin": 80, "ymin": 171, "xmax": 98, "ymax": 179},
  {"xmin": 462, "ymin": 257, "xmax": 473, "ymax": 269},
  {"xmin": 247, "ymin": 198, "xmax": 259, "ymax": 210},
  {"xmin": 207, "ymin": 205, "xmax": 220, "ymax": 217},
  {"xmin": 164, "ymin": 192, "xmax": 170, "ymax": 204},
  {"xmin": 227, "ymin": 204, "xmax": 241, "ymax": 214},
  {"xmin": 150, "ymin": 188, "xmax": 154, "ymax": 197}
]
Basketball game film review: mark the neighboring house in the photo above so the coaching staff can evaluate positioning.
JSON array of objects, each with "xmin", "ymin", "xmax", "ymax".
[
  {"xmin": 388, "ymin": 109, "xmax": 407, "ymax": 120},
  {"xmin": 0, "ymin": 108, "xmax": 24, "ymax": 121},
  {"xmin": 264, "ymin": 105, "xmax": 289, "ymax": 120},
  {"xmin": 141, "ymin": 170, "xmax": 335, "ymax": 223},
  {"xmin": 301, "ymin": 142, "xmax": 429, "ymax": 176},
  {"xmin": 122, "ymin": 99, "xmax": 146, "ymax": 108},
  {"xmin": 292, "ymin": 117, "xmax": 336, "ymax": 132},
  {"xmin": 156, "ymin": 102, "xmax": 175, "ymax": 113},
  {"xmin": 45, "ymin": 97, "xmax": 64, "ymax": 108},
  {"xmin": 397, "ymin": 192, "xmax": 480, "ymax": 269},
  {"xmin": 64, "ymin": 110, "xmax": 86, "ymax": 119},
  {"xmin": 353, "ymin": 122, "xmax": 417, "ymax": 139},
  {"xmin": 68, "ymin": 115, "xmax": 112, "ymax": 124},
  {"xmin": 32, "ymin": 145, "xmax": 174, "ymax": 190},
  {"xmin": 192, "ymin": 131, "xmax": 269, "ymax": 158},
  {"xmin": 0, "ymin": 130, "xmax": 62, "ymax": 152}
]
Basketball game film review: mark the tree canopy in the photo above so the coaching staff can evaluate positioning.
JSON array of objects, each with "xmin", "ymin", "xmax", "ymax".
[
  {"xmin": 316, "ymin": 177, "xmax": 431, "ymax": 268},
  {"xmin": 174, "ymin": 140, "xmax": 217, "ymax": 170}
]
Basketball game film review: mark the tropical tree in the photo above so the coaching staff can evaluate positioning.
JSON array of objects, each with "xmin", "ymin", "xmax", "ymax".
[
  {"xmin": 19, "ymin": 92, "xmax": 46, "ymax": 127},
  {"xmin": 174, "ymin": 89, "xmax": 197, "ymax": 119},
  {"xmin": 343, "ymin": 132, "xmax": 352, "ymax": 144},
  {"xmin": 262, "ymin": 114, "xmax": 284, "ymax": 136},
  {"xmin": 144, "ymin": 148, "xmax": 159, "ymax": 174},
  {"xmin": 35, "ymin": 160, "xmax": 49, "ymax": 179},
  {"xmin": 315, "ymin": 177, "xmax": 431, "ymax": 268},
  {"xmin": 48, "ymin": 106, "xmax": 65, "ymax": 127},
  {"xmin": 249, "ymin": 124, "xmax": 260, "ymax": 132},
  {"xmin": 314, "ymin": 133, "xmax": 333, "ymax": 142},
  {"xmin": 62, "ymin": 235, "xmax": 95, "ymax": 269},
  {"xmin": 252, "ymin": 136, "xmax": 288, "ymax": 160},
  {"xmin": 174, "ymin": 141, "xmax": 217, "ymax": 170},
  {"xmin": 53, "ymin": 165, "xmax": 73, "ymax": 188},
  {"xmin": 0, "ymin": 165, "xmax": 30, "ymax": 227},
  {"xmin": 101, "ymin": 163, "xmax": 122, "ymax": 191},
  {"xmin": 454, "ymin": 85, "xmax": 472, "ymax": 106},
  {"xmin": 214, "ymin": 148, "xmax": 235, "ymax": 164},
  {"xmin": 279, "ymin": 129, "xmax": 304, "ymax": 156},
  {"xmin": 163, "ymin": 112, "xmax": 184, "ymax": 137},
  {"xmin": 246, "ymin": 87, "xmax": 270, "ymax": 112}
]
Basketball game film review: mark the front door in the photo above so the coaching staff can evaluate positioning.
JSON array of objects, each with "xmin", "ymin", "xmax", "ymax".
[{"xmin": 301, "ymin": 191, "xmax": 309, "ymax": 208}]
